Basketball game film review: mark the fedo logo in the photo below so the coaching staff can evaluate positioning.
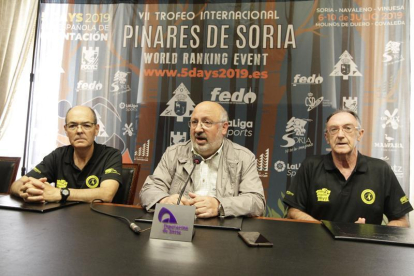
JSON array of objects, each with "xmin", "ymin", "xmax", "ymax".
[
  {"xmin": 210, "ymin": 88, "xmax": 257, "ymax": 104},
  {"xmin": 292, "ymin": 74, "xmax": 323, "ymax": 86},
  {"xmin": 76, "ymin": 80, "xmax": 102, "ymax": 92}
]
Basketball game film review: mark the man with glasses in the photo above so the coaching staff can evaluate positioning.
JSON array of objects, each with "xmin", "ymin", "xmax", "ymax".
[
  {"xmin": 10, "ymin": 106, "xmax": 122, "ymax": 203},
  {"xmin": 283, "ymin": 110, "xmax": 412, "ymax": 227},
  {"xmin": 140, "ymin": 101, "xmax": 265, "ymax": 218}
]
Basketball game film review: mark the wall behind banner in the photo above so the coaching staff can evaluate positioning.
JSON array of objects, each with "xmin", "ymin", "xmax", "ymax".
[{"xmin": 27, "ymin": 0, "xmax": 410, "ymax": 217}]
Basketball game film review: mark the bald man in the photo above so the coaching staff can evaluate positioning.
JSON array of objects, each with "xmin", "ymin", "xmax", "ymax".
[
  {"xmin": 140, "ymin": 101, "xmax": 265, "ymax": 218},
  {"xmin": 11, "ymin": 106, "xmax": 122, "ymax": 203}
]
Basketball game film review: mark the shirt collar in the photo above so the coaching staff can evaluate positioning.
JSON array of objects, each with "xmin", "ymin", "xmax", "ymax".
[{"xmin": 324, "ymin": 151, "xmax": 368, "ymax": 173}]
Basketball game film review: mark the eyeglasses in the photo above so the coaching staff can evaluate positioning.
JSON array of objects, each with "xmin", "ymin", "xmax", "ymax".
[
  {"xmin": 188, "ymin": 120, "xmax": 225, "ymax": 129},
  {"xmin": 326, "ymin": 124, "xmax": 360, "ymax": 135},
  {"xmin": 66, "ymin": 122, "xmax": 96, "ymax": 131}
]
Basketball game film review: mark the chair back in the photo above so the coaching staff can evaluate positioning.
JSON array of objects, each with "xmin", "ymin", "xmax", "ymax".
[
  {"xmin": 112, "ymin": 163, "xmax": 140, "ymax": 205},
  {"xmin": 0, "ymin": 157, "xmax": 21, "ymax": 194}
]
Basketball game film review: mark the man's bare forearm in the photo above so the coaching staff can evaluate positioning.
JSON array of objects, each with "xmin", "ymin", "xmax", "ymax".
[{"xmin": 287, "ymin": 207, "xmax": 319, "ymax": 222}]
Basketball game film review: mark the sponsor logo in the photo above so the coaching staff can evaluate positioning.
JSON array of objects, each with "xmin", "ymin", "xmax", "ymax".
[
  {"xmin": 281, "ymin": 117, "xmax": 313, "ymax": 151},
  {"xmin": 170, "ymin": 132, "xmax": 187, "ymax": 146},
  {"xmin": 159, "ymin": 207, "xmax": 189, "ymax": 235},
  {"xmin": 330, "ymin": 50, "xmax": 362, "ymax": 80},
  {"xmin": 56, "ymin": 179, "xmax": 68, "ymax": 188},
  {"xmin": 316, "ymin": 188, "xmax": 331, "ymax": 202},
  {"xmin": 400, "ymin": 196, "xmax": 409, "ymax": 204},
  {"xmin": 111, "ymin": 71, "xmax": 131, "ymax": 94},
  {"xmin": 256, "ymin": 148, "xmax": 269, "ymax": 178},
  {"xmin": 292, "ymin": 74, "xmax": 323, "ymax": 86},
  {"xmin": 76, "ymin": 80, "xmax": 103, "ymax": 92},
  {"xmin": 286, "ymin": 191, "xmax": 294, "ymax": 196},
  {"xmin": 81, "ymin": 47, "xmax": 99, "ymax": 71},
  {"xmin": 227, "ymin": 119, "xmax": 253, "ymax": 137},
  {"xmin": 134, "ymin": 140, "xmax": 150, "ymax": 161},
  {"xmin": 34, "ymin": 167, "xmax": 41, "ymax": 174},
  {"xmin": 274, "ymin": 161, "xmax": 300, "ymax": 177},
  {"xmin": 105, "ymin": 168, "xmax": 120, "ymax": 175},
  {"xmin": 119, "ymin": 102, "xmax": 139, "ymax": 112},
  {"xmin": 210, "ymin": 88, "xmax": 257, "ymax": 104},
  {"xmin": 391, "ymin": 164, "xmax": 403, "ymax": 178},
  {"xmin": 122, "ymin": 123, "xmax": 134, "ymax": 136},
  {"xmin": 373, "ymin": 134, "xmax": 403, "ymax": 151},
  {"xmin": 361, "ymin": 189, "xmax": 375, "ymax": 205},
  {"xmin": 161, "ymin": 83, "xmax": 196, "ymax": 122},
  {"xmin": 383, "ymin": 41, "xmax": 404, "ymax": 64},
  {"xmin": 342, "ymin": 97, "xmax": 357, "ymax": 112},
  {"xmin": 305, "ymin": 92, "xmax": 323, "ymax": 111},
  {"xmin": 94, "ymin": 109, "xmax": 109, "ymax": 138},
  {"xmin": 86, "ymin": 175, "xmax": 99, "ymax": 188},
  {"xmin": 381, "ymin": 109, "xmax": 399, "ymax": 129}
]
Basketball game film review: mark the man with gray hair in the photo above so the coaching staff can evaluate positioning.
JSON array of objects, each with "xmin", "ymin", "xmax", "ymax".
[
  {"xmin": 140, "ymin": 101, "xmax": 265, "ymax": 218},
  {"xmin": 284, "ymin": 110, "xmax": 412, "ymax": 227}
]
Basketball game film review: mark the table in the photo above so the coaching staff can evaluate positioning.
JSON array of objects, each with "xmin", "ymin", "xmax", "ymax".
[{"xmin": 1, "ymin": 203, "xmax": 413, "ymax": 276}]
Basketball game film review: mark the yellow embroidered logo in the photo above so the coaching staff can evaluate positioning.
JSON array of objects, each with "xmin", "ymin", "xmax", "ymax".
[
  {"xmin": 400, "ymin": 196, "xmax": 409, "ymax": 204},
  {"xmin": 33, "ymin": 167, "xmax": 41, "ymax": 174},
  {"xmin": 86, "ymin": 175, "xmax": 99, "ymax": 189},
  {"xmin": 105, "ymin": 168, "xmax": 120, "ymax": 175},
  {"xmin": 361, "ymin": 189, "xmax": 375, "ymax": 205},
  {"xmin": 56, "ymin": 179, "xmax": 68, "ymax": 188},
  {"xmin": 316, "ymin": 188, "xmax": 331, "ymax": 202},
  {"xmin": 286, "ymin": 191, "xmax": 294, "ymax": 196}
]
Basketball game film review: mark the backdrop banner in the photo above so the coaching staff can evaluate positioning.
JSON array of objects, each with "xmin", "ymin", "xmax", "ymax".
[{"xmin": 29, "ymin": 0, "xmax": 410, "ymax": 217}]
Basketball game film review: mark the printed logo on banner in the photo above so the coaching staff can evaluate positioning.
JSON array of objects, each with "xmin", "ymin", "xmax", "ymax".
[
  {"xmin": 81, "ymin": 47, "xmax": 99, "ymax": 71},
  {"xmin": 381, "ymin": 109, "xmax": 399, "ymax": 129},
  {"xmin": 292, "ymin": 74, "xmax": 323, "ymax": 86},
  {"xmin": 170, "ymin": 132, "xmax": 187, "ymax": 145},
  {"xmin": 330, "ymin": 50, "xmax": 362, "ymax": 80},
  {"xmin": 383, "ymin": 41, "xmax": 404, "ymax": 64},
  {"xmin": 134, "ymin": 140, "xmax": 150, "ymax": 161},
  {"xmin": 256, "ymin": 148, "xmax": 269, "ymax": 178},
  {"xmin": 161, "ymin": 83, "xmax": 195, "ymax": 122},
  {"xmin": 305, "ymin": 93, "xmax": 323, "ymax": 111},
  {"xmin": 95, "ymin": 109, "xmax": 109, "ymax": 137},
  {"xmin": 391, "ymin": 164, "xmax": 404, "ymax": 178},
  {"xmin": 373, "ymin": 134, "xmax": 403, "ymax": 151},
  {"xmin": 119, "ymin": 102, "xmax": 139, "ymax": 112},
  {"xmin": 122, "ymin": 123, "xmax": 134, "ymax": 137},
  {"xmin": 274, "ymin": 161, "xmax": 300, "ymax": 177},
  {"xmin": 281, "ymin": 117, "xmax": 313, "ymax": 151},
  {"xmin": 111, "ymin": 71, "xmax": 131, "ymax": 94},
  {"xmin": 342, "ymin": 97, "xmax": 357, "ymax": 112},
  {"xmin": 227, "ymin": 119, "xmax": 253, "ymax": 137},
  {"xmin": 76, "ymin": 80, "xmax": 103, "ymax": 93},
  {"xmin": 210, "ymin": 88, "xmax": 257, "ymax": 104}
]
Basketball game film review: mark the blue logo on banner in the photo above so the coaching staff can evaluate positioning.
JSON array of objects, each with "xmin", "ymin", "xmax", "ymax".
[{"xmin": 158, "ymin": 207, "xmax": 178, "ymax": 224}]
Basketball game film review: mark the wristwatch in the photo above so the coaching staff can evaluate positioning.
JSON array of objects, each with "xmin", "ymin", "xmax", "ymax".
[
  {"xmin": 60, "ymin": 188, "xmax": 70, "ymax": 203},
  {"xmin": 218, "ymin": 203, "xmax": 225, "ymax": 217}
]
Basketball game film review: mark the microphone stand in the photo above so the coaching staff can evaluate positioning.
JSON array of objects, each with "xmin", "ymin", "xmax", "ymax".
[{"xmin": 21, "ymin": 0, "xmax": 42, "ymax": 176}]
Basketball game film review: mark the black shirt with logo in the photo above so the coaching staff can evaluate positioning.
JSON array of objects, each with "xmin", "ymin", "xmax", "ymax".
[
  {"xmin": 26, "ymin": 142, "xmax": 123, "ymax": 190},
  {"xmin": 283, "ymin": 152, "xmax": 413, "ymax": 224}
]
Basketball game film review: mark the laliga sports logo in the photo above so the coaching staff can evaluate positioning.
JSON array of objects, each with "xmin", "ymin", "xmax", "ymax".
[
  {"xmin": 81, "ymin": 47, "xmax": 99, "ymax": 71},
  {"xmin": 292, "ymin": 74, "xmax": 323, "ymax": 86},
  {"xmin": 158, "ymin": 207, "xmax": 178, "ymax": 224},
  {"xmin": 210, "ymin": 88, "xmax": 256, "ymax": 104}
]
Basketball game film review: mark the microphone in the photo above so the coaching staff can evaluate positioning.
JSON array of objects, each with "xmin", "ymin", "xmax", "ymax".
[{"xmin": 176, "ymin": 155, "xmax": 202, "ymax": 205}]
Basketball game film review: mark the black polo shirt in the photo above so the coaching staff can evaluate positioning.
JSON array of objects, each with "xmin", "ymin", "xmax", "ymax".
[
  {"xmin": 283, "ymin": 152, "xmax": 413, "ymax": 224},
  {"xmin": 26, "ymin": 142, "xmax": 122, "ymax": 189}
]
